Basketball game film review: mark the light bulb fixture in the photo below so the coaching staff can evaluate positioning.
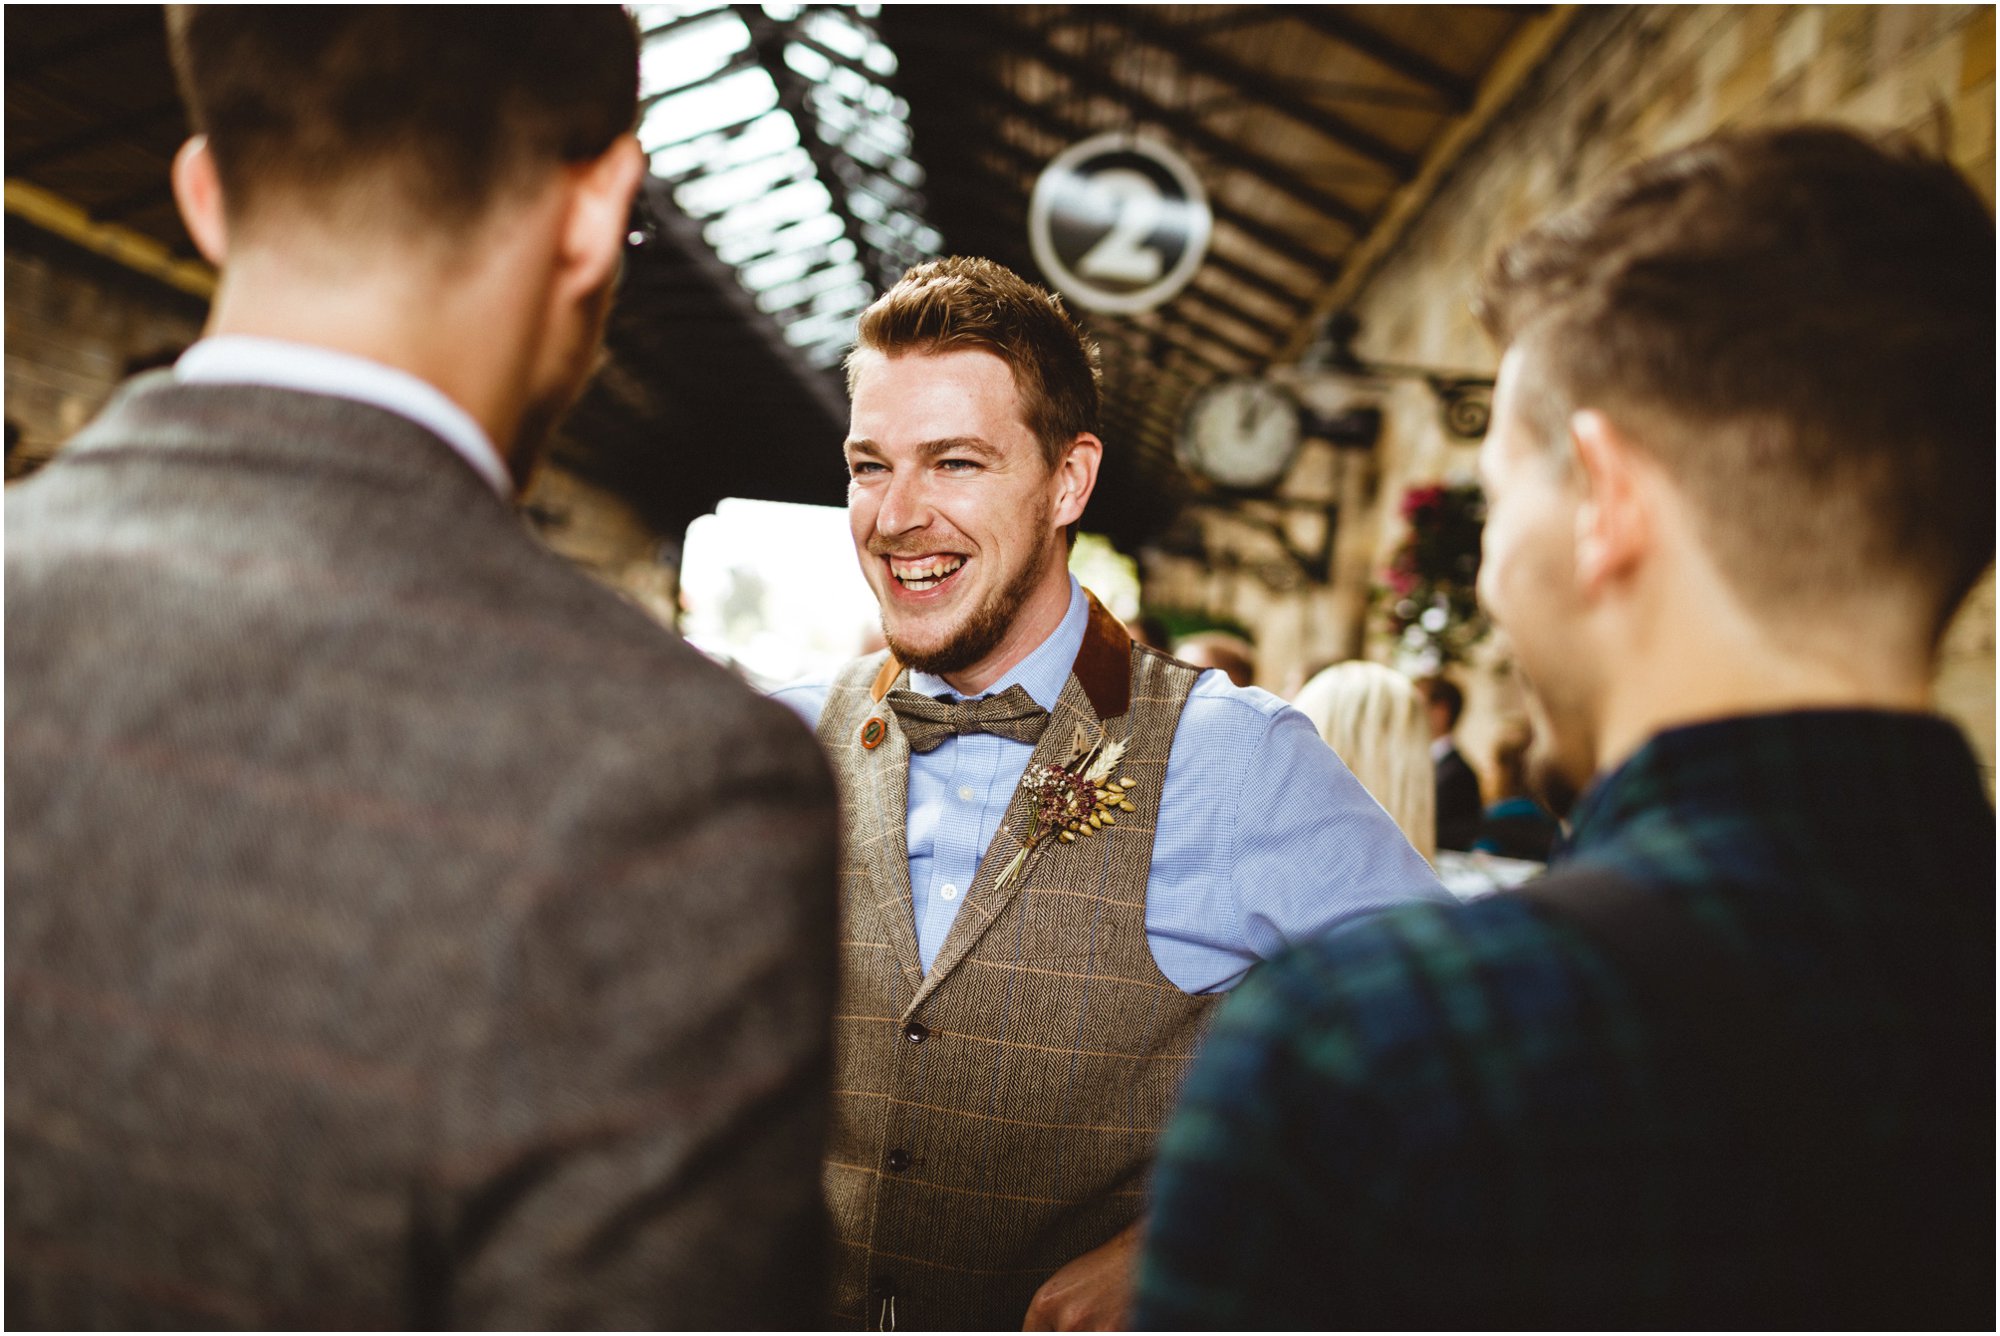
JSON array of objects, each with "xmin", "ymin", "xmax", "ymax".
[{"xmin": 1299, "ymin": 311, "xmax": 1496, "ymax": 442}]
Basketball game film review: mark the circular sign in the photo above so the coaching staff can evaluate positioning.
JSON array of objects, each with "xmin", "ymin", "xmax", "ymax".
[{"xmin": 1028, "ymin": 133, "xmax": 1213, "ymax": 315}]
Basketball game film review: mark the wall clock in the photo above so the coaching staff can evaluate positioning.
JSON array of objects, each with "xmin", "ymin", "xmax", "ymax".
[{"xmin": 1176, "ymin": 377, "xmax": 1303, "ymax": 491}]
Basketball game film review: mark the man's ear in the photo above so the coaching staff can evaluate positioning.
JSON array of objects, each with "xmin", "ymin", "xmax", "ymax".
[
  {"xmin": 1568, "ymin": 409, "xmax": 1652, "ymax": 594},
  {"xmin": 171, "ymin": 136, "xmax": 229, "ymax": 266},
  {"xmin": 556, "ymin": 134, "xmax": 645, "ymax": 300},
  {"xmin": 1052, "ymin": 432, "xmax": 1103, "ymax": 531}
]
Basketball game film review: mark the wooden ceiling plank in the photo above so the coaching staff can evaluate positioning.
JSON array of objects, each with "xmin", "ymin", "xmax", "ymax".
[
  {"xmin": 9, "ymin": 98, "xmax": 186, "ymax": 173},
  {"xmin": 1200, "ymin": 247, "xmax": 1311, "ymax": 319},
  {"xmin": 1110, "ymin": 6, "xmax": 1416, "ymax": 178},
  {"xmin": 1096, "ymin": 322, "xmax": 1233, "ymax": 384},
  {"xmin": 975, "ymin": 10, "xmax": 1372, "ymax": 235},
  {"xmin": 1288, "ymin": 9, "xmax": 1476, "ymax": 112},
  {"xmin": 3, "ymin": 179, "xmax": 214, "ymax": 299},
  {"xmin": 89, "ymin": 179, "xmax": 176, "ymax": 225},
  {"xmin": 1277, "ymin": 6, "xmax": 1582, "ymax": 362},
  {"xmin": 1174, "ymin": 280, "xmax": 1287, "ymax": 348},
  {"xmin": 4, "ymin": 10, "xmax": 161, "ymax": 82}
]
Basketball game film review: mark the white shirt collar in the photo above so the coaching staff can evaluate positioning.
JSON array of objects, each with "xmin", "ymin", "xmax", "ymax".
[
  {"xmin": 174, "ymin": 336, "xmax": 514, "ymax": 497},
  {"xmin": 909, "ymin": 576, "xmax": 1089, "ymax": 709},
  {"xmin": 1431, "ymin": 734, "xmax": 1456, "ymax": 763}
]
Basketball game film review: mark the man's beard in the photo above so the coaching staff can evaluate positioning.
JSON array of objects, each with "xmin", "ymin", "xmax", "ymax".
[
  {"xmin": 884, "ymin": 538, "xmax": 1053, "ymax": 678},
  {"xmin": 1523, "ymin": 737, "xmax": 1582, "ymax": 821},
  {"xmin": 510, "ymin": 275, "xmax": 618, "ymax": 480},
  {"xmin": 1516, "ymin": 667, "xmax": 1591, "ymax": 821}
]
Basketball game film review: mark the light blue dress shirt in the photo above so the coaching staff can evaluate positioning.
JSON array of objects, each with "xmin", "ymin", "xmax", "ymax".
[{"xmin": 774, "ymin": 578, "xmax": 1450, "ymax": 994}]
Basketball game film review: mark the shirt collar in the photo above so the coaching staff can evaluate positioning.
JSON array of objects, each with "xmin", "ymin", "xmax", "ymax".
[
  {"xmin": 1430, "ymin": 734, "xmax": 1455, "ymax": 763},
  {"xmin": 1563, "ymin": 708, "xmax": 1984, "ymax": 862},
  {"xmin": 909, "ymin": 575, "xmax": 1088, "ymax": 708},
  {"xmin": 174, "ymin": 336, "xmax": 514, "ymax": 498}
]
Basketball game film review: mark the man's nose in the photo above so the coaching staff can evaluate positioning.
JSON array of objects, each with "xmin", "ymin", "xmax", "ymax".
[{"xmin": 875, "ymin": 467, "xmax": 934, "ymax": 536}]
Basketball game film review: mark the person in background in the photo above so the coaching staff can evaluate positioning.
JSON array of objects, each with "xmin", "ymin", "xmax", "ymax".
[
  {"xmin": 1418, "ymin": 674, "xmax": 1484, "ymax": 849},
  {"xmin": 1292, "ymin": 661, "xmax": 1438, "ymax": 863},
  {"xmin": 1127, "ymin": 610, "xmax": 1173, "ymax": 651},
  {"xmin": 1172, "ymin": 629, "xmax": 1257, "ymax": 688},
  {"xmin": 775, "ymin": 256, "xmax": 1446, "ymax": 1331},
  {"xmin": 6, "ymin": 9, "xmax": 837, "ymax": 1327},
  {"xmin": 1474, "ymin": 718, "xmax": 1561, "ymax": 862},
  {"xmin": 1137, "ymin": 125, "xmax": 1993, "ymax": 1329}
]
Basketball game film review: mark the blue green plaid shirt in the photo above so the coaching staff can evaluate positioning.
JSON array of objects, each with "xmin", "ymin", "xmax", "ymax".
[{"xmin": 1136, "ymin": 709, "xmax": 1994, "ymax": 1329}]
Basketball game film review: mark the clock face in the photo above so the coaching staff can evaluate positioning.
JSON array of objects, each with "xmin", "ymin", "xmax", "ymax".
[{"xmin": 1177, "ymin": 378, "xmax": 1302, "ymax": 491}]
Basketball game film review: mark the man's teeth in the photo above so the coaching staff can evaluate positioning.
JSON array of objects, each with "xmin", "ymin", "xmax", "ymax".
[{"xmin": 893, "ymin": 556, "xmax": 965, "ymax": 589}]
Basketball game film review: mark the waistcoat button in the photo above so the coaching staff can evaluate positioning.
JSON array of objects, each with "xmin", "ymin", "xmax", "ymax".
[
  {"xmin": 903, "ymin": 1020, "xmax": 929, "ymax": 1043},
  {"xmin": 886, "ymin": 1147, "xmax": 912, "ymax": 1173}
]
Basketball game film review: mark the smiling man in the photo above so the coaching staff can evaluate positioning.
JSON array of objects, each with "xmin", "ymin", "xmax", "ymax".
[
  {"xmin": 774, "ymin": 257, "xmax": 1446, "ymax": 1331},
  {"xmin": 1136, "ymin": 125, "xmax": 1994, "ymax": 1330}
]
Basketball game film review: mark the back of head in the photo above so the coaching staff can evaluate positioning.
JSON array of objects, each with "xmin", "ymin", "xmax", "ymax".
[
  {"xmin": 848, "ymin": 257, "xmax": 1101, "ymax": 468},
  {"xmin": 1174, "ymin": 631, "xmax": 1257, "ymax": 690},
  {"xmin": 1475, "ymin": 124, "xmax": 1995, "ymax": 647},
  {"xmin": 166, "ymin": 6, "xmax": 639, "ymax": 239},
  {"xmin": 1416, "ymin": 675, "xmax": 1464, "ymax": 732},
  {"xmin": 1294, "ymin": 662, "xmax": 1437, "ymax": 861}
]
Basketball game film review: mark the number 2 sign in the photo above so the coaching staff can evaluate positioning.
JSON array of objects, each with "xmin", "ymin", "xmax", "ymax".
[{"xmin": 1028, "ymin": 133, "xmax": 1213, "ymax": 315}]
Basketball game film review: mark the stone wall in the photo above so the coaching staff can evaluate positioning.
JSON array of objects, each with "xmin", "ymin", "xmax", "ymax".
[
  {"xmin": 1159, "ymin": 3, "xmax": 1997, "ymax": 791},
  {"xmin": 4, "ymin": 224, "xmax": 207, "ymax": 478}
]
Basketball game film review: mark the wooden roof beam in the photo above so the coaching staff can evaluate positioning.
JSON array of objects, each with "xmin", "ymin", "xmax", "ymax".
[
  {"xmin": 1288, "ymin": 10, "xmax": 1476, "ymax": 111},
  {"xmin": 4, "ymin": 10, "xmax": 161, "ymax": 81},
  {"xmin": 1109, "ymin": 6, "xmax": 1416, "ymax": 177},
  {"xmin": 973, "ymin": 11, "xmax": 1373, "ymax": 235},
  {"xmin": 10, "ymin": 99, "xmax": 186, "ymax": 174},
  {"xmin": 1094, "ymin": 319, "xmax": 1236, "ymax": 385}
]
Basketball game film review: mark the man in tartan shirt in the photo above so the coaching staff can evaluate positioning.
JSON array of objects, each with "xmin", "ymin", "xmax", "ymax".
[{"xmin": 1137, "ymin": 125, "xmax": 1994, "ymax": 1330}]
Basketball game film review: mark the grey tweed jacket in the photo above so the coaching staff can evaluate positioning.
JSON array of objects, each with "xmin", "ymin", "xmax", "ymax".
[{"xmin": 5, "ymin": 376, "xmax": 839, "ymax": 1329}]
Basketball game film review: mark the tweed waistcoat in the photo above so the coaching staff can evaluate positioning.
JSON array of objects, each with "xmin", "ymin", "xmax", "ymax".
[{"xmin": 817, "ymin": 596, "xmax": 1216, "ymax": 1331}]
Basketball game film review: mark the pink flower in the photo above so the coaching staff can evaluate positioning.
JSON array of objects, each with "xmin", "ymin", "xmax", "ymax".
[{"xmin": 1400, "ymin": 484, "xmax": 1446, "ymax": 522}]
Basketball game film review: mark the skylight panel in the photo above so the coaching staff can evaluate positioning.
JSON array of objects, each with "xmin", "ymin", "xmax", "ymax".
[{"xmin": 635, "ymin": 2, "xmax": 939, "ymax": 369}]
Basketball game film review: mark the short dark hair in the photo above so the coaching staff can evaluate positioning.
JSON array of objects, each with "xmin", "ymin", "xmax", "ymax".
[
  {"xmin": 847, "ymin": 257, "xmax": 1102, "ymax": 470},
  {"xmin": 167, "ymin": 6, "xmax": 639, "ymax": 229},
  {"xmin": 1418, "ymin": 676, "xmax": 1464, "ymax": 729},
  {"xmin": 1475, "ymin": 125, "xmax": 1995, "ymax": 643}
]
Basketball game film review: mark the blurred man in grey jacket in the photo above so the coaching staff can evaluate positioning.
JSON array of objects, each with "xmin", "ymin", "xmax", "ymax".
[{"xmin": 5, "ymin": 9, "xmax": 837, "ymax": 1328}]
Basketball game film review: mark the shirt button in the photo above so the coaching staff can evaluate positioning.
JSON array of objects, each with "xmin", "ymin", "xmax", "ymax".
[
  {"xmin": 940, "ymin": 883, "xmax": 958, "ymax": 900},
  {"xmin": 887, "ymin": 1148, "xmax": 912, "ymax": 1173},
  {"xmin": 958, "ymin": 785, "xmax": 975, "ymax": 801},
  {"xmin": 903, "ymin": 1020, "xmax": 929, "ymax": 1044}
]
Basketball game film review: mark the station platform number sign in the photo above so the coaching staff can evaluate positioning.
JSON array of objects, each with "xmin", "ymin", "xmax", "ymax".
[{"xmin": 1028, "ymin": 133, "xmax": 1213, "ymax": 316}]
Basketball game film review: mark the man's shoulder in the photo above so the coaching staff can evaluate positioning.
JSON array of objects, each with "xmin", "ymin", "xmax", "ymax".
[
  {"xmin": 1219, "ymin": 890, "xmax": 1606, "ymax": 1081},
  {"xmin": 1164, "ymin": 669, "xmax": 1296, "ymax": 755},
  {"xmin": 769, "ymin": 651, "xmax": 893, "ymax": 730}
]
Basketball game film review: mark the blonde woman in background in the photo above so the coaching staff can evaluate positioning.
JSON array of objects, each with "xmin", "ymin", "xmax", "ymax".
[{"xmin": 1293, "ymin": 661, "xmax": 1437, "ymax": 863}]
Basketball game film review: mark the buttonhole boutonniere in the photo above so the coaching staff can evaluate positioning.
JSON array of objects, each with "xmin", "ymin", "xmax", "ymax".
[{"xmin": 993, "ymin": 723, "xmax": 1140, "ymax": 892}]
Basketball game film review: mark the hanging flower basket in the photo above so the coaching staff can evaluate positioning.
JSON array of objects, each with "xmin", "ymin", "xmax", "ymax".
[{"xmin": 1373, "ymin": 481, "xmax": 1490, "ymax": 671}]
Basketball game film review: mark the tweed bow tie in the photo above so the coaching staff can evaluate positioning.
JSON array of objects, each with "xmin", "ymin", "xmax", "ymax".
[{"xmin": 884, "ymin": 684, "xmax": 1051, "ymax": 753}]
